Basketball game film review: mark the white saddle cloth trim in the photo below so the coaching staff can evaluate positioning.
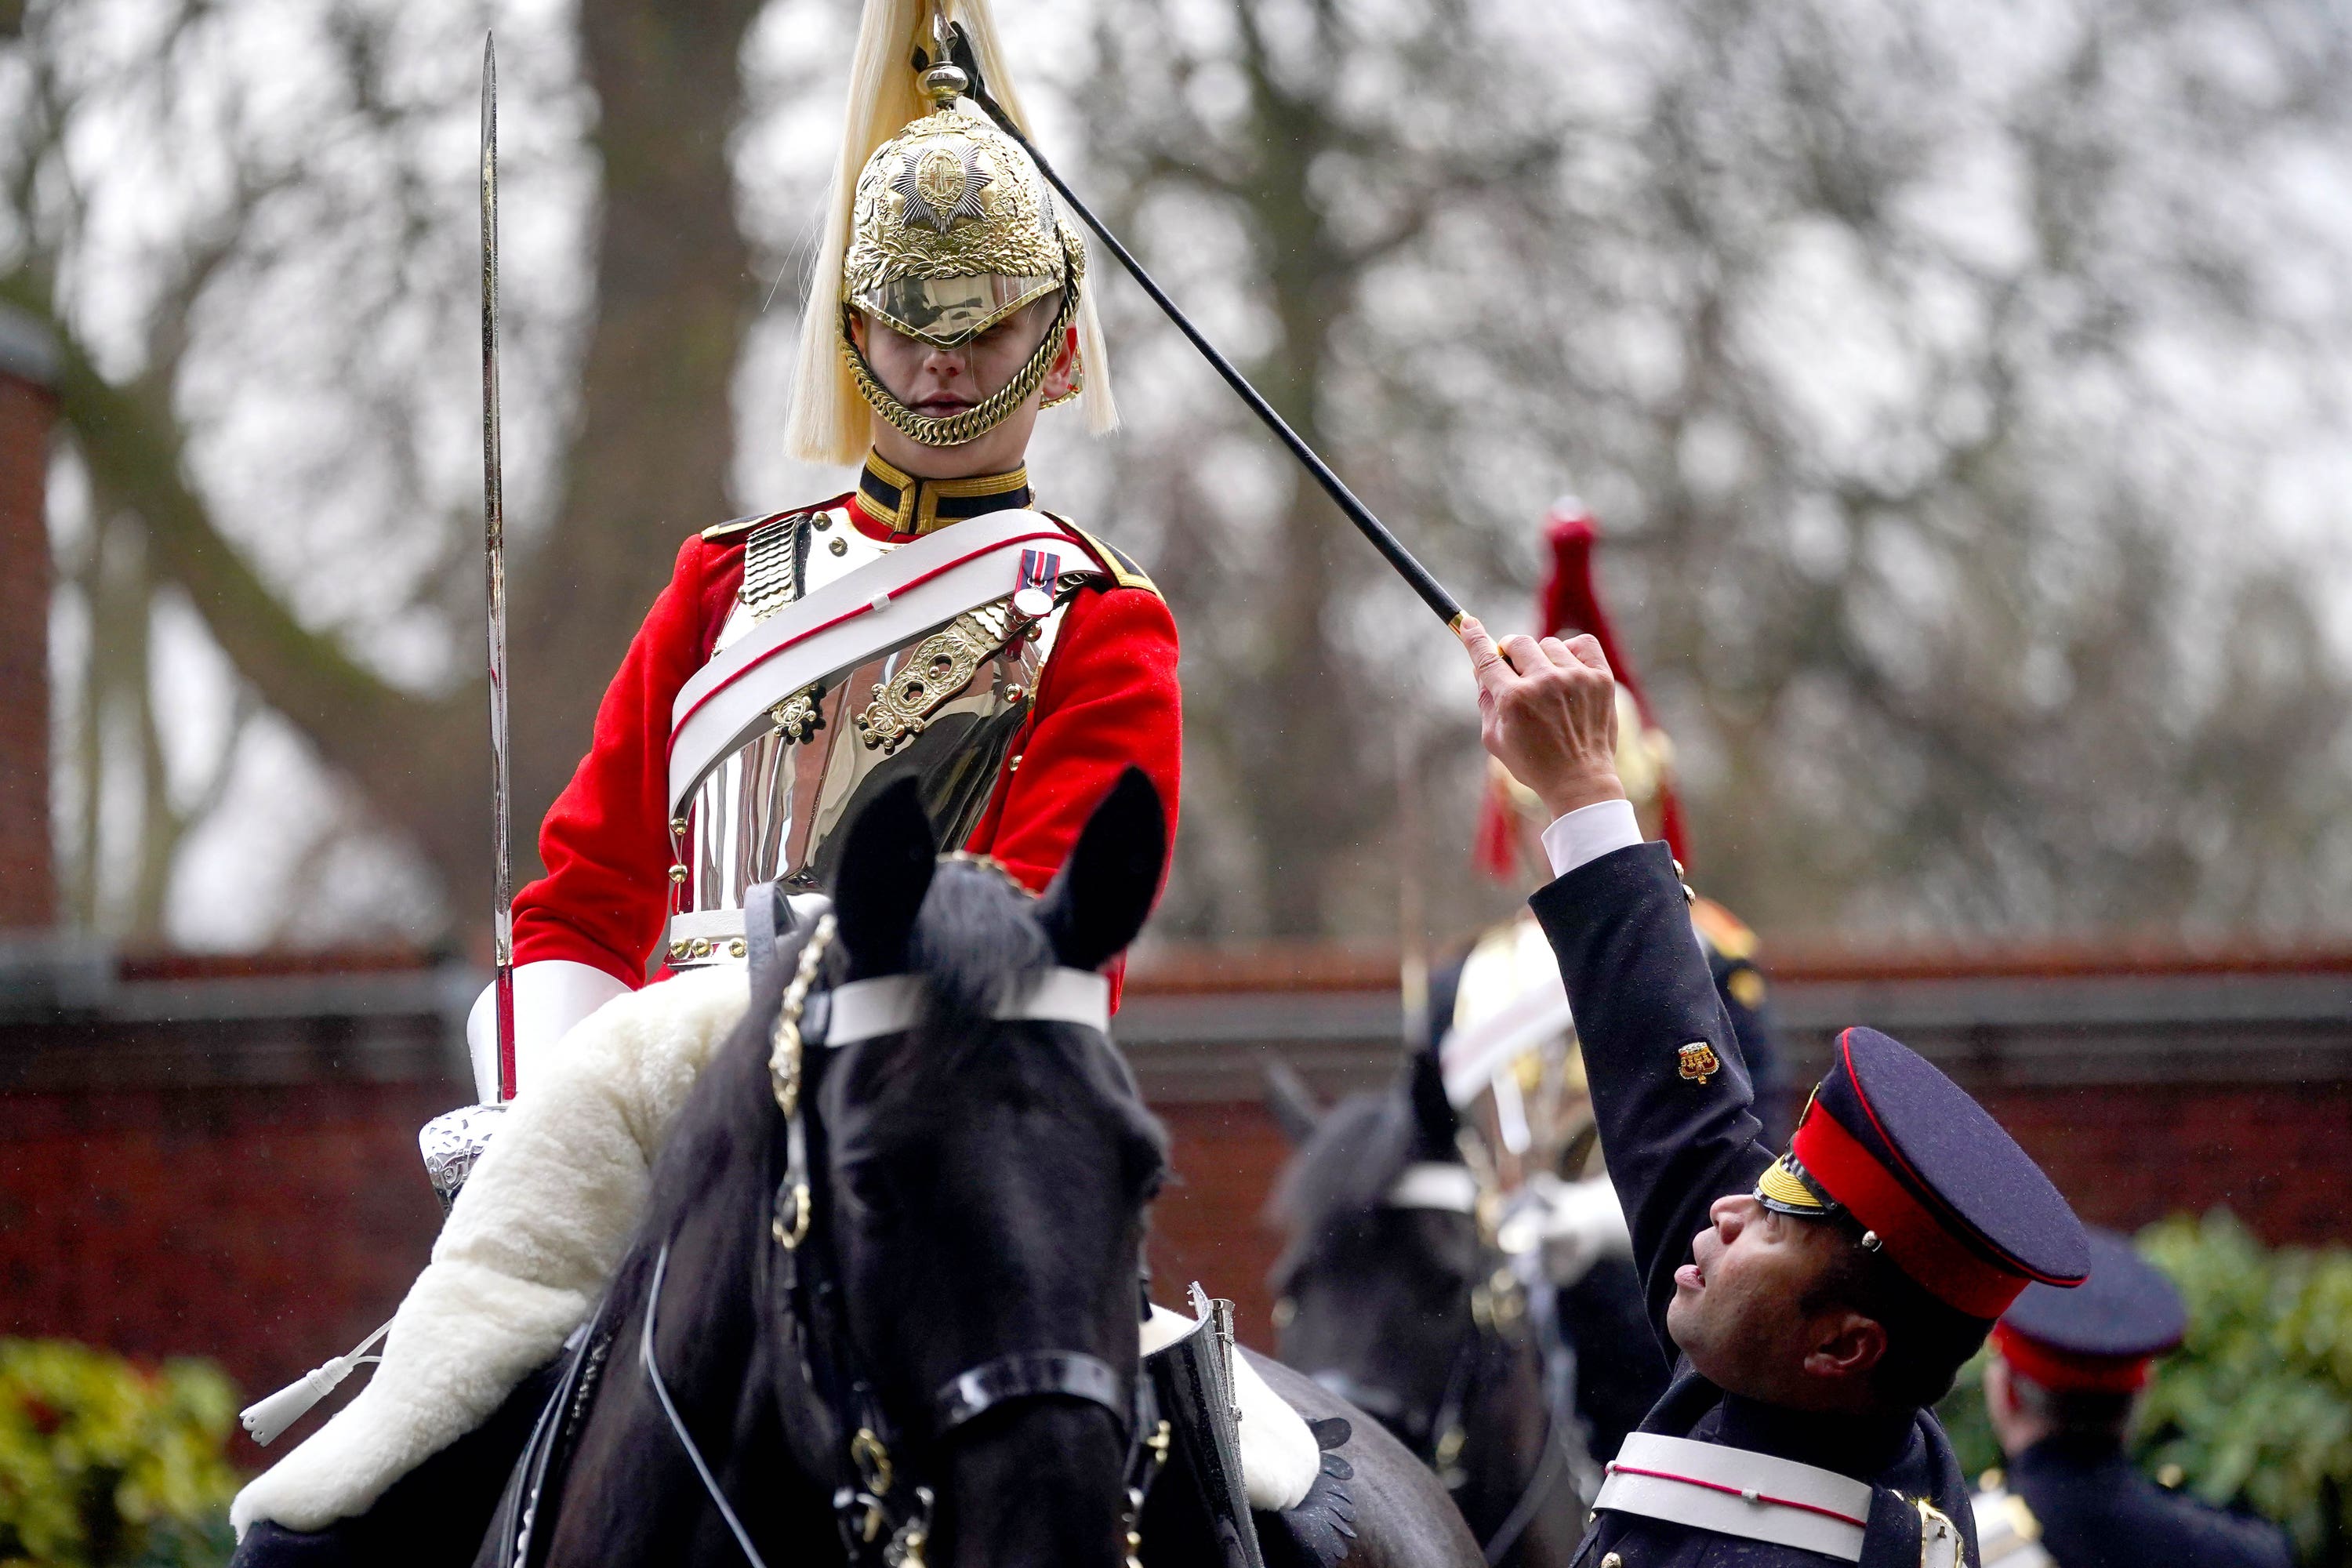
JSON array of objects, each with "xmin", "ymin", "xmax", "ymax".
[
  {"xmin": 824, "ymin": 968, "xmax": 1111, "ymax": 1046},
  {"xmin": 1385, "ymin": 1162, "xmax": 1479, "ymax": 1214},
  {"xmin": 667, "ymin": 509, "xmax": 1092, "ymax": 817},
  {"xmin": 464, "ymin": 960, "xmax": 633, "ymax": 1103},
  {"xmin": 1595, "ymin": 1432, "xmax": 1872, "ymax": 1562},
  {"xmin": 1140, "ymin": 1305, "xmax": 1319, "ymax": 1513}
]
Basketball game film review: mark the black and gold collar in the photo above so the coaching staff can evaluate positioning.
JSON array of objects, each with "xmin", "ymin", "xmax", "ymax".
[{"xmin": 855, "ymin": 452, "xmax": 1033, "ymax": 536}]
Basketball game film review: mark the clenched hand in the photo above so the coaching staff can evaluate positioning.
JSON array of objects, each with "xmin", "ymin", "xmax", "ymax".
[{"xmin": 1457, "ymin": 615, "xmax": 1628, "ymax": 821}]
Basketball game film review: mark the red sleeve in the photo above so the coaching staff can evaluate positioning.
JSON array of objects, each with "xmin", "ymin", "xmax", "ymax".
[
  {"xmin": 511, "ymin": 536, "xmax": 742, "ymax": 986},
  {"xmin": 965, "ymin": 584, "xmax": 1182, "ymax": 1001}
]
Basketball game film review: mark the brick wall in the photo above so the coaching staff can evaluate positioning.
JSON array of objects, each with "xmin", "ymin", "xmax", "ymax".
[
  {"xmin": 3, "ymin": 947, "xmax": 2349, "ymax": 1412},
  {"xmin": 0, "ymin": 1082, "xmax": 454, "ymax": 1439},
  {"xmin": 0, "ymin": 321, "xmax": 56, "ymax": 930},
  {"xmin": 1979, "ymin": 1081, "xmax": 2352, "ymax": 1244},
  {"xmin": 1142, "ymin": 1082, "xmax": 2352, "ymax": 1357}
]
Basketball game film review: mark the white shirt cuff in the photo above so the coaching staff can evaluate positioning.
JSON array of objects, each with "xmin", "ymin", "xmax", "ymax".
[{"xmin": 1539, "ymin": 798, "xmax": 1644, "ymax": 879}]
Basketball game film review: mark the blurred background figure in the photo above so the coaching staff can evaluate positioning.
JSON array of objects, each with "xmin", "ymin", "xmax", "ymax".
[
  {"xmin": 1263, "ymin": 1047, "xmax": 1595, "ymax": 1568},
  {"xmin": 1976, "ymin": 1229, "xmax": 2294, "ymax": 1568}
]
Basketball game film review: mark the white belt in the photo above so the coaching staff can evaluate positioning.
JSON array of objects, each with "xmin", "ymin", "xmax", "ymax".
[
  {"xmin": 666, "ymin": 510, "xmax": 1091, "ymax": 817},
  {"xmin": 1594, "ymin": 1432, "xmax": 1873, "ymax": 1562}
]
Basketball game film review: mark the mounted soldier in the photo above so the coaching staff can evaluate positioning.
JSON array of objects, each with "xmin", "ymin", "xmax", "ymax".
[{"xmin": 466, "ymin": 0, "xmax": 1181, "ymax": 1106}]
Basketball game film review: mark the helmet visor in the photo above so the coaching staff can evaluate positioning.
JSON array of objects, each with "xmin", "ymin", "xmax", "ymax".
[{"xmin": 853, "ymin": 272, "xmax": 1059, "ymax": 349}]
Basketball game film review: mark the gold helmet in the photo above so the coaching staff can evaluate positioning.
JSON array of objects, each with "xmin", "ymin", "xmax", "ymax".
[{"xmin": 786, "ymin": 0, "xmax": 1117, "ymax": 462}]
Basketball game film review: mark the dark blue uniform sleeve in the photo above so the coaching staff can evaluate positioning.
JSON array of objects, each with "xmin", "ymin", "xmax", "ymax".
[
  {"xmin": 1527, "ymin": 840, "xmax": 1773, "ymax": 1348},
  {"xmin": 1710, "ymin": 944, "xmax": 1791, "ymax": 1148}
]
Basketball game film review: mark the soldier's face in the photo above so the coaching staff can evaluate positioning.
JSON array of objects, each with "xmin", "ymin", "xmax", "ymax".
[
  {"xmin": 852, "ymin": 296, "xmax": 1080, "ymax": 479},
  {"xmin": 1668, "ymin": 1194, "xmax": 1885, "ymax": 1411}
]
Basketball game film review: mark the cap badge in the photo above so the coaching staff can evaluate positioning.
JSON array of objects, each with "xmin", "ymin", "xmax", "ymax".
[
  {"xmin": 1677, "ymin": 1041, "xmax": 1720, "ymax": 1085},
  {"xmin": 896, "ymin": 145, "xmax": 991, "ymax": 234}
]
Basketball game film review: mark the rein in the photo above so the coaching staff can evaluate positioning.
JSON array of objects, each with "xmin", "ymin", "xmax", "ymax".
[{"xmin": 645, "ymin": 902, "xmax": 1168, "ymax": 1568}]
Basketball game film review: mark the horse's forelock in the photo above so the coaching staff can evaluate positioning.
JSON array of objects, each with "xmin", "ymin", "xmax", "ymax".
[{"xmin": 906, "ymin": 859, "xmax": 1054, "ymax": 1030}]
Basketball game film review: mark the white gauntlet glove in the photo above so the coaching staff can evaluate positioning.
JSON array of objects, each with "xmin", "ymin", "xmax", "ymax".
[{"xmin": 464, "ymin": 960, "xmax": 632, "ymax": 1102}]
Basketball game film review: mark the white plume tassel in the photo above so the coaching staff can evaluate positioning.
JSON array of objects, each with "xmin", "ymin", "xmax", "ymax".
[{"xmin": 239, "ymin": 1320, "xmax": 391, "ymax": 1447}]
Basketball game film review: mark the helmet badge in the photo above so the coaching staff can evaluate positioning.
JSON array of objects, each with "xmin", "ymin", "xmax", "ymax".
[{"xmin": 896, "ymin": 145, "xmax": 990, "ymax": 234}]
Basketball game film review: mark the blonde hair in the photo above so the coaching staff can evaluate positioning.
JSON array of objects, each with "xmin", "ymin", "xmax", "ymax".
[{"xmin": 784, "ymin": 0, "xmax": 1117, "ymax": 464}]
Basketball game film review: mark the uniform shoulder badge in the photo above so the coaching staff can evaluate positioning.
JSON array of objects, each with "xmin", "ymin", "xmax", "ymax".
[
  {"xmin": 701, "ymin": 499, "xmax": 844, "ymax": 544},
  {"xmin": 1677, "ymin": 1041, "xmax": 1720, "ymax": 1085},
  {"xmin": 1055, "ymin": 520, "xmax": 1161, "ymax": 597}
]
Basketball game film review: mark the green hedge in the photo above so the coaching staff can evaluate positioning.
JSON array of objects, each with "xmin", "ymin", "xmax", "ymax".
[
  {"xmin": 1939, "ymin": 1211, "xmax": 2352, "ymax": 1565},
  {"xmin": 0, "ymin": 1341, "xmax": 241, "ymax": 1567}
]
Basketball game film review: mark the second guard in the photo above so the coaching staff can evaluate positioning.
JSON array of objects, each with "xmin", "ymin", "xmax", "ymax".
[{"xmin": 1460, "ymin": 612, "xmax": 2094, "ymax": 1567}]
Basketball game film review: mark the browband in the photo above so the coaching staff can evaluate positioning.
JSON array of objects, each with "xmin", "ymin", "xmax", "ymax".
[
  {"xmin": 1385, "ymin": 1163, "xmax": 1480, "ymax": 1214},
  {"xmin": 822, "ymin": 967, "xmax": 1112, "ymax": 1046}
]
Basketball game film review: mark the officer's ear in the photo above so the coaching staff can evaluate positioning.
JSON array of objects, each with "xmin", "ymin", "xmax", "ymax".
[
  {"xmin": 1037, "ymin": 768, "xmax": 1165, "ymax": 972},
  {"xmin": 1803, "ymin": 1309, "xmax": 1889, "ymax": 1389},
  {"xmin": 833, "ymin": 777, "xmax": 937, "ymax": 979}
]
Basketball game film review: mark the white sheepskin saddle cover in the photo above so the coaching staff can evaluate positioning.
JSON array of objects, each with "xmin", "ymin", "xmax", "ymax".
[{"xmin": 234, "ymin": 967, "xmax": 1317, "ymax": 1536}]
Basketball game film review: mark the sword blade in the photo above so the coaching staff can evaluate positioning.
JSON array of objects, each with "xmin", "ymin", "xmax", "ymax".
[{"xmin": 481, "ymin": 33, "xmax": 517, "ymax": 1103}]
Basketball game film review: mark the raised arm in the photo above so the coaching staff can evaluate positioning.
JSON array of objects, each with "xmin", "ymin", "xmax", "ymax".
[
  {"xmin": 1457, "ymin": 617, "xmax": 1769, "ymax": 1347},
  {"xmin": 1530, "ymin": 842, "xmax": 1768, "ymax": 1345}
]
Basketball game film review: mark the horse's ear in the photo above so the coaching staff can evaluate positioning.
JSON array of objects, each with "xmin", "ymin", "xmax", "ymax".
[
  {"xmin": 1037, "ymin": 768, "xmax": 1166, "ymax": 971},
  {"xmin": 833, "ymin": 777, "xmax": 937, "ymax": 978},
  {"xmin": 1264, "ymin": 1062, "xmax": 1324, "ymax": 1146},
  {"xmin": 1406, "ymin": 1044, "xmax": 1458, "ymax": 1158}
]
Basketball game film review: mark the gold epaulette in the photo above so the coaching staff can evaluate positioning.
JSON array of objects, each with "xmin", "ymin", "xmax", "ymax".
[
  {"xmin": 699, "ymin": 505, "xmax": 822, "ymax": 545},
  {"xmin": 1689, "ymin": 894, "xmax": 1758, "ymax": 961},
  {"xmin": 1055, "ymin": 519, "xmax": 1161, "ymax": 597}
]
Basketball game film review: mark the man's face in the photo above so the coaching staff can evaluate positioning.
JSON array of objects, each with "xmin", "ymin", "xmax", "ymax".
[
  {"xmin": 1668, "ymin": 1193, "xmax": 1881, "ymax": 1410},
  {"xmin": 855, "ymin": 292, "xmax": 1073, "ymax": 416},
  {"xmin": 851, "ymin": 295, "xmax": 1076, "ymax": 479}
]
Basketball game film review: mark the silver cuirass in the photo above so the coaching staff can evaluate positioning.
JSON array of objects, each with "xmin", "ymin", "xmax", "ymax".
[{"xmin": 662, "ymin": 505, "xmax": 1090, "ymax": 969}]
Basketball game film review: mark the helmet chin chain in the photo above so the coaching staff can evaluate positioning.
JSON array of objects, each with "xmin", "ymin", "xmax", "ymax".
[{"xmin": 839, "ymin": 267, "xmax": 1081, "ymax": 449}]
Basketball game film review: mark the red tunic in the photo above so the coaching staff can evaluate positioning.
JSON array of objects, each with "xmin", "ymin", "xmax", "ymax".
[{"xmin": 510, "ymin": 494, "xmax": 1182, "ymax": 1002}]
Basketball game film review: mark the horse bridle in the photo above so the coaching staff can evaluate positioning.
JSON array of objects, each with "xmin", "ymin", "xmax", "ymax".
[
  {"xmin": 1332, "ymin": 1160, "xmax": 1575, "ymax": 1567},
  {"xmin": 644, "ymin": 909, "xmax": 1170, "ymax": 1568}
]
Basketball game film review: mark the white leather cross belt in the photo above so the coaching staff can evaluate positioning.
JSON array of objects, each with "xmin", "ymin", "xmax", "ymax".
[
  {"xmin": 666, "ymin": 509, "xmax": 1091, "ymax": 818},
  {"xmin": 1594, "ymin": 1432, "xmax": 1874, "ymax": 1562}
]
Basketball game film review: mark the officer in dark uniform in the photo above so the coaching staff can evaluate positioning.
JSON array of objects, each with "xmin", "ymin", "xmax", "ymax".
[
  {"xmin": 1976, "ymin": 1229, "xmax": 2292, "ymax": 1568},
  {"xmin": 1457, "ymin": 615, "xmax": 2093, "ymax": 1567}
]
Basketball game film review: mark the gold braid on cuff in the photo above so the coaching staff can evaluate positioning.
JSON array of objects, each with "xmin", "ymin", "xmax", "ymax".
[{"xmin": 839, "ymin": 244, "xmax": 1084, "ymax": 448}]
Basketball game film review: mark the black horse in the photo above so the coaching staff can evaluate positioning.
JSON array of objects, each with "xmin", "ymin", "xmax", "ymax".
[
  {"xmin": 237, "ymin": 771, "xmax": 1478, "ymax": 1568},
  {"xmin": 1266, "ymin": 1045, "xmax": 1665, "ymax": 1568}
]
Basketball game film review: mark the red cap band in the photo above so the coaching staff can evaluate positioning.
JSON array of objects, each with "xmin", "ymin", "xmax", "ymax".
[
  {"xmin": 1789, "ymin": 1098, "xmax": 2029, "ymax": 1319},
  {"xmin": 1991, "ymin": 1321, "xmax": 2152, "ymax": 1394}
]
